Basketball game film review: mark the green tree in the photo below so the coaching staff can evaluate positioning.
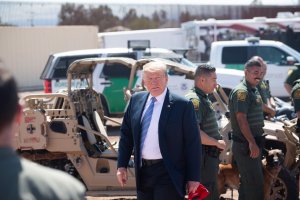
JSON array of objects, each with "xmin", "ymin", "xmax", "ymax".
[
  {"xmin": 58, "ymin": 3, "xmax": 89, "ymax": 25},
  {"xmin": 179, "ymin": 11, "xmax": 203, "ymax": 23},
  {"xmin": 58, "ymin": 4, "xmax": 169, "ymax": 31},
  {"xmin": 152, "ymin": 10, "xmax": 167, "ymax": 26},
  {"xmin": 122, "ymin": 9, "xmax": 160, "ymax": 30},
  {"xmin": 89, "ymin": 6, "xmax": 120, "ymax": 31}
]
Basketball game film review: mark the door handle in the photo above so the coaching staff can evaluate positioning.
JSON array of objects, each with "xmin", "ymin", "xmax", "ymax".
[{"xmin": 101, "ymin": 81, "xmax": 112, "ymax": 85}]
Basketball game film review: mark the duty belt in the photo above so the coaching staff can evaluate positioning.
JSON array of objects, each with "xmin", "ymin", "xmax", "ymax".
[
  {"xmin": 202, "ymin": 145, "xmax": 221, "ymax": 158},
  {"xmin": 232, "ymin": 134, "xmax": 266, "ymax": 148}
]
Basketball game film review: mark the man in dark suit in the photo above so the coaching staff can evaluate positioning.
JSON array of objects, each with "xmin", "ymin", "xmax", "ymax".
[{"xmin": 117, "ymin": 61, "xmax": 202, "ymax": 199}]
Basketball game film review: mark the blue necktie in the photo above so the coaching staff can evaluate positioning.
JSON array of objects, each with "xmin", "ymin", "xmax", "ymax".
[{"xmin": 140, "ymin": 97, "xmax": 157, "ymax": 163}]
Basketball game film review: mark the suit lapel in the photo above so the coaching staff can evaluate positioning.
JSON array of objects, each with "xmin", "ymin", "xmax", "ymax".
[
  {"xmin": 133, "ymin": 92, "xmax": 149, "ymax": 141},
  {"xmin": 159, "ymin": 89, "xmax": 174, "ymax": 134}
]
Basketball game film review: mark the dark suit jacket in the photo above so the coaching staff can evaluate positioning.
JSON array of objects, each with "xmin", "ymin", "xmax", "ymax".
[{"xmin": 117, "ymin": 89, "xmax": 202, "ymax": 197}]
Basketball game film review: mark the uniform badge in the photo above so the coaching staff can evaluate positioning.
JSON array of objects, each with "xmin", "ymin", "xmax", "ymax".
[
  {"xmin": 237, "ymin": 91, "xmax": 247, "ymax": 101},
  {"xmin": 293, "ymin": 89, "xmax": 300, "ymax": 99},
  {"xmin": 191, "ymin": 98, "xmax": 200, "ymax": 110}
]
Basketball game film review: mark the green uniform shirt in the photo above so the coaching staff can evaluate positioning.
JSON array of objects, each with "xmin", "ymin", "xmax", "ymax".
[
  {"xmin": 229, "ymin": 79, "xmax": 264, "ymax": 139},
  {"xmin": 285, "ymin": 68, "xmax": 300, "ymax": 86},
  {"xmin": 0, "ymin": 148, "xmax": 85, "ymax": 200},
  {"xmin": 291, "ymin": 79, "xmax": 300, "ymax": 112},
  {"xmin": 186, "ymin": 87, "xmax": 221, "ymax": 140}
]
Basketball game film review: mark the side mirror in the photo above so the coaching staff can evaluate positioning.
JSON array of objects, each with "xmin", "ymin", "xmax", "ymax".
[{"xmin": 286, "ymin": 56, "xmax": 297, "ymax": 65}]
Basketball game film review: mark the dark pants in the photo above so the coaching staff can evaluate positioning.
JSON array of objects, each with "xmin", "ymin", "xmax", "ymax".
[
  {"xmin": 137, "ymin": 161, "xmax": 183, "ymax": 200},
  {"xmin": 200, "ymin": 152, "xmax": 220, "ymax": 200},
  {"xmin": 232, "ymin": 142, "xmax": 264, "ymax": 200}
]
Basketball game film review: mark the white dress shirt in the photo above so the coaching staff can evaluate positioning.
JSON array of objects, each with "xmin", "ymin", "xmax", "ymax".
[{"xmin": 141, "ymin": 88, "xmax": 167, "ymax": 159}]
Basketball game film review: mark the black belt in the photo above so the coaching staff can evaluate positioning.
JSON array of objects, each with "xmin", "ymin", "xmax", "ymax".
[
  {"xmin": 231, "ymin": 135, "xmax": 247, "ymax": 143},
  {"xmin": 142, "ymin": 159, "xmax": 163, "ymax": 167},
  {"xmin": 232, "ymin": 135, "xmax": 266, "ymax": 148}
]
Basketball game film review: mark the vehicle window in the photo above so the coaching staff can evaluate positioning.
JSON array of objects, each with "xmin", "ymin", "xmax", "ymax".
[
  {"xmin": 107, "ymin": 53, "xmax": 136, "ymax": 59},
  {"xmin": 168, "ymin": 57, "xmax": 196, "ymax": 76},
  {"xmin": 40, "ymin": 55, "xmax": 54, "ymax": 79},
  {"xmin": 222, "ymin": 47, "xmax": 248, "ymax": 64},
  {"xmin": 222, "ymin": 46, "xmax": 292, "ymax": 66},
  {"xmin": 99, "ymin": 53, "xmax": 136, "ymax": 78},
  {"xmin": 255, "ymin": 46, "xmax": 290, "ymax": 66},
  {"xmin": 52, "ymin": 55, "xmax": 98, "ymax": 79},
  {"xmin": 101, "ymin": 63, "xmax": 131, "ymax": 78}
]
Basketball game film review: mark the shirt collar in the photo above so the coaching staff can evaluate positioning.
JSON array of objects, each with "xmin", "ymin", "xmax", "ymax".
[
  {"xmin": 242, "ymin": 78, "xmax": 256, "ymax": 92},
  {"xmin": 149, "ymin": 88, "xmax": 167, "ymax": 104},
  {"xmin": 194, "ymin": 87, "xmax": 207, "ymax": 99}
]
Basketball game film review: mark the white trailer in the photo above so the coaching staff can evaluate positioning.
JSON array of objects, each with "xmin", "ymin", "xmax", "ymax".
[
  {"xmin": 181, "ymin": 17, "xmax": 300, "ymax": 62},
  {"xmin": 98, "ymin": 28, "xmax": 185, "ymax": 50}
]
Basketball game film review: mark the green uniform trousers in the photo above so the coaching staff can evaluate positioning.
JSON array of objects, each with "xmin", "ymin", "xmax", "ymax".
[
  {"xmin": 200, "ymin": 152, "xmax": 219, "ymax": 200},
  {"xmin": 232, "ymin": 142, "xmax": 264, "ymax": 200}
]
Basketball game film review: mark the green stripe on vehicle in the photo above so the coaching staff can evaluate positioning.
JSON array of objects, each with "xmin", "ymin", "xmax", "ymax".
[
  {"xmin": 103, "ymin": 77, "xmax": 138, "ymax": 113},
  {"xmin": 225, "ymin": 64, "xmax": 245, "ymax": 70}
]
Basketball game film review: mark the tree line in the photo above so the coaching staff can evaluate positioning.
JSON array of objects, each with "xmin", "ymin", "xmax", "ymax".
[{"xmin": 58, "ymin": 3, "xmax": 168, "ymax": 32}]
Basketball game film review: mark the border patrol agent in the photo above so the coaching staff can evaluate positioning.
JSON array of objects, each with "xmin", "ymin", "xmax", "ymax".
[
  {"xmin": 292, "ymin": 79, "xmax": 300, "ymax": 136},
  {"xmin": 186, "ymin": 64, "xmax": 226, "ymax": 200},
  {"xmin": 285, "ymin": 63, "xmax": 300, "ymax": 95},
  {"xmin": 228, "ymin": 59, "xmax": 264, "ymax": 200},
  {"xmin": 255, "ymin": 56, "xmax": 294, "ymax": 119},
  {"xmin": 253, "ymin": 56, "xmax": 276, "ymax": 118}
]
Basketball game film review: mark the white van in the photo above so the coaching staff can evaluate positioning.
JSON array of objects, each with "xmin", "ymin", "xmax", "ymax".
[
  {"xmin": 41, "ymin": 45, "xmax": 243, "ymax": 116},
  {"xmin": 210, "ymin": 38, "xmax": 300, "ymax": 97}
]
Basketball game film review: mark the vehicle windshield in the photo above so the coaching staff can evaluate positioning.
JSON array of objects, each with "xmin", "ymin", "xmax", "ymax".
[{"xmin": 142, "ymin": 52, "xmax": 197, "ymax": 68}]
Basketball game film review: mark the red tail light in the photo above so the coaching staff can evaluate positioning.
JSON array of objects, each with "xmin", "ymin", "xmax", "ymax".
[{"xmin": 44, "ymin": 80, "xmax": 52, "ymax": 93}]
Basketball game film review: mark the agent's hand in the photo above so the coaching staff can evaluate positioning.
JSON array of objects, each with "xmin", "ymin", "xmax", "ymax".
[
  {"xmin": 249, "ymin": 142, "xmax": 260, "ymax": 158},
  {"xmin": 116, "ymin": 167, "xmax": 128, "ymax": 187},
  {"xmin": 187, "ymin": 181, "xmax": 200, "ymax": 194},
  {"xmin": 269, "ymin": 108, "xmax": 276, "ymax": 118},
  {"xmin": 216, "ymin": 140, "xmax": 226, "ymax": 150}
]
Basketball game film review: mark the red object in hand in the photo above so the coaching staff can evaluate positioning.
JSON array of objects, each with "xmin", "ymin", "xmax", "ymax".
[{"xmin": 188, "ymin": 184, "xmax": 209, "ymax": 200}]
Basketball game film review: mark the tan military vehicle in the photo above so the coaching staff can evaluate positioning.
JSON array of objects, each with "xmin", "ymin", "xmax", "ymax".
[{"xmin": 15, "ymin": 57, "xmax": 194, "ymax": 195}]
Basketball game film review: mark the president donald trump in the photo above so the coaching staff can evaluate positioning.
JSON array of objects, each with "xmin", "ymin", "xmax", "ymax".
[{"xmin": 117, "ymin": 61, "xmax": 202, "ymax": 200}]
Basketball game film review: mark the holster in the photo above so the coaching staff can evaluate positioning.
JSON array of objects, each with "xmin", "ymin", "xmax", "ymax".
[
  {"xmin": 254, "ymin": 135, "xmax": 266, "ymax": 149},
  {"xmin": 202, "ymin": 145, "xmax": 221, "ymax": 158}
]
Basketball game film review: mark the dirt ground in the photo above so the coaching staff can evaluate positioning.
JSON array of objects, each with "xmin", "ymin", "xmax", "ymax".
[{"xmin": 85, "ymin": 189, "xmax": 238, "ymax": 200}]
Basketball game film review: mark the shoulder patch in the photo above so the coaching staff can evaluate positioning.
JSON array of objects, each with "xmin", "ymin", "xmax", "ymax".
[
  {"xmin": 191, "ymin": 98, "xmax": 200, "ymax": 110},
  {"xmin": 237, "ymin": 90, "xmax": 247, "ymax": 101},
  {"xmin": 293, "ymin": 89, "xmax": 300, "ymax": 99}
]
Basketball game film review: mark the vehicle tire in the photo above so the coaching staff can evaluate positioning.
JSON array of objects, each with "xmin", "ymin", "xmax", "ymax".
[{"xmin": 269, "ymin": 168, "xmax": 298, "ymax": 200}]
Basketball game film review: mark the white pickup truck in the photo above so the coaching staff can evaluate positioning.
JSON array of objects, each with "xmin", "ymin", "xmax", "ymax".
[
  {"xmin": 210, "ymin": 37, "xmax": 300, "ymax": 98},
  {"xmin": 40, "ymin": 44, "xmax": 243, "ymax": 116}
]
